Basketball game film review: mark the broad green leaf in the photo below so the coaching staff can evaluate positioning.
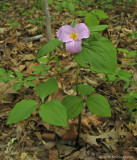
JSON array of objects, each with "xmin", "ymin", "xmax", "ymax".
[
  {"xmin": 74, "ymin": 35, "xmax": 117, "ymax": 73},
  {"xmin": 24, "ymin": 76, "xmax": 38, "ymax": 81},
  {"xmin": 91, "ymin": 9, "xmax": 108, "ymax": 19},
  {"xmin": 0, "ymin": 68, "xmax": 6, "ymax": 77},
  {"xmin": 89, "ymin": 25, "xmax": 107, "ymax": 32},
  {"xmin": 7, "ymin": 100, "xmax": 38, "ymax": 124},
  {"xmin": 86, "ymin": 94, "xmax": 111, "ymax": 117},
  {"xmin": 15, "ymin": 71, "xmax": 23, "ymax": 80},
  {"xmin": 39, "ymin": 99, "xmax": 67, "ymax": 127},
  {"xmin": 62, "ymin": 95, "xmax": 83, "ymax": 119},
  {"xmin": 85, "ymin": 14, "xmax": 99, "ymax": 27},
  {"xmin": 35, "ymin": 38, "xmax": 63, "ymax": 61},
  {"xmin": 35, "ymin": 78, "xmax": 58, "ymax": 103},
  {"xmin": 13, "ymin": 82, "xmax": 23, "ymax": 90},
  {"xmin": 68, "ymin": 3, "xmax": 75, "ymax": 12},
  {"xmin": 72, "ymin": 84, "xmax": 95, "ymax": 97}
]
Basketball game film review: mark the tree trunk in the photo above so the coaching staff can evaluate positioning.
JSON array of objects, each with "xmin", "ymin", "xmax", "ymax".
[{"xmin": 43, "ymin": 0, "xmax": 52, "ymax": 42}]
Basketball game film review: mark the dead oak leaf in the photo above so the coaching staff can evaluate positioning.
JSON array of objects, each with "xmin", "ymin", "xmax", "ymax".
[{"xmin": 81, "ymin": 129, "xmax": 118, "ymax": 146}]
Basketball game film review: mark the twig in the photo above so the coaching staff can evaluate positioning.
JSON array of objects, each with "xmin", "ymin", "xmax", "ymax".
[{"xmin": 22, "ymin": 35, "xmax": 44, "ymax": 42}]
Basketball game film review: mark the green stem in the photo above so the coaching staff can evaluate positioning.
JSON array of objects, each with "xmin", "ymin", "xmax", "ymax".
[
  {"xmin": 75, "ymin": 64, "xmax": 82, "ymax": 147},
  {"xmin": 76, "ymin": 113, "xmax": 82, "ymax": 147}
]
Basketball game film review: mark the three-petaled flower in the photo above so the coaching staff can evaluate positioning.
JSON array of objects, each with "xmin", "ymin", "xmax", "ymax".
[{"xmin": 57, "ymin": 23, "xmax": 90, "ymax": 54}]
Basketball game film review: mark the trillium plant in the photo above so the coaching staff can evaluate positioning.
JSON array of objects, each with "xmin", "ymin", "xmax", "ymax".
[{"xmin": 7, "ymin": 23, "xmax": 117, "ymax": 147}]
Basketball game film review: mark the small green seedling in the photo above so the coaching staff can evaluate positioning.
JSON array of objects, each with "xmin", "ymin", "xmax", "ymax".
[
  {"xmin": 124, "ymin": 92, "xmax": 137, "ymax": 114},
  {"xmin": 7, "ymin": 20, "xmax": 20, "ymax": 28},
  {"xmin": 0, "ymin": 68, "xmax": 17, "ymax": 83},
  {"xmin": 118, "ymin": 48, "xmax": 137, "ymax": 66},
  {"xmin": 13, "ymin": 71, "xmax": 38, "ymax": 91},
  {"xmin": 33, "ymin": 64, "xmax": 51, "ymax": 76},
  {"xmin": 103, "ymin": 66, "xmax": 133, "ymax": 90}
]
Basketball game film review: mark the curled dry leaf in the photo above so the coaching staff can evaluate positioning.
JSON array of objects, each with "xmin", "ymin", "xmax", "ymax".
[
  {"xmin": 42, "ymin": 133, "xmax": 55, "ymax": 141},
  {"xmin": 62, "ymin": 125, "xmax": 77, "ymax": 141}
]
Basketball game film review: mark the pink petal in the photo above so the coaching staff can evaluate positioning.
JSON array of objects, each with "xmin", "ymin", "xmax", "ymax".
[
  {"xmin": 57, "ymin": 25, "xmax": 73, "ymax": 42},
  {"xmin": 66, "ymin": 40, "xmax": 82, "ymax": 54},
  {"xmin": 74, "ymin": 23, "xmax": 90, "ymax": 40}
]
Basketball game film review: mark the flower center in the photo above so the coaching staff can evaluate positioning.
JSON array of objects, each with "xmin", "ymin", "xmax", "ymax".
[{"xmin": 70, "ymin": 32, "xmax": 78, "ymax": 40}]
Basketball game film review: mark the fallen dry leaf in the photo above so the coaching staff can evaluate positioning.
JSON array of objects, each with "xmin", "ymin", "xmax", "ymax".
[
  {"xmin": 62, "ymin": 125, "xmax": 77, "ymax": 141},
  {"xmin": 49, "ymin": 150, "xmax": 58, "ymax": 160},
  {"xmin": 42, "ymin": 133, "xmax": 55, "ymax": 141},
  {"xmin": 73, "ymin": 114, "xmax": 102, "ymax": 129},
  {"xmin": 81, "ymin": 128, "xmax": 127, "ymax": 147},
  {"xmin": 48, "ymin": 88, "xmax": 66, "ymax": 101}
]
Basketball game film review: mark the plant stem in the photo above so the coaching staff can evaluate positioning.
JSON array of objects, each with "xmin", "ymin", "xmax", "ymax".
[
  {"xmin": 53, "ymin": 126, "xmax": 60, "ymax": 159},
  {"xmin": 76, "ymin": 113, "xmax": 82, "ymax": 147},
  {"xmin": 75, "ymin": 64, "xmax": 82, "ymax": 147}
]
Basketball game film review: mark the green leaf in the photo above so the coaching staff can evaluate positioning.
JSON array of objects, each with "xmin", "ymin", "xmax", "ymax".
[
  {"xmin": 44, "ymin": 65, "xmax": 51, "ymax": 71},
  {"xmin": 85, "ymin": 13, "xmax": 99, "ymax": 27},
  {"xmin": 74, "ymin": 35, "xmax": 117, "ymax": 73},
  {"xmin": 91, "ymin": 9, "xmax": 108, "ymax": 19},
  {"xmin": 24, "ymin": 81, "xmax": 36, "ymax": 87},
  {"xmin": 86, "ymin": 94, "xmax": 111, "ymax": 117},
  {"xmin": 38, "ymin": 57, "xmax": 49, "ymax": 63},
  {"xmin": 15, "ymin": 71, "xmax": 23, "ymax": 80},
  {"xmin": 24, "ymin": 76, "xmax": 38, "ymax": 81},
  {"xmin": 39, "ymin": 100, "xmax": 67, "ymax": 127},
  {"xmin": 0, "ymin": 68, "xmax": 6, "ymax": 77},
  {"xmin": 89, "ymin": 25, "xmax": 107, "ymax": 32},
  {"xmin": 117, "ymin": 48, "xmax": 129, "ymax": 53},
  {"xmin": 7, "ymin": 77, "xmax": 18, "ymax": 81},
  {"xmin": 35, "ymin": 78, "xmax": 58, "ymax": 103},
  {"xmin": 117, "ymin": 70, "xmax": 132, "ymax": 84},
  {"xmin": 34, "ymin": 38, "xmax": 63, "ymax": 61},
  {"xmin": 13, "ymin": 82, "xmax": 23, "ymax": 90},
  {"xmin": 68, "ymin": 3, "xmax": 75, "ymax": 12},
  {"xmin": 62, "ymin": 1, "xmax": 68, "ymax": 8},
  {"xmin": 72, "ymin": 84, "xmax": 95, "ymax": 97},
  {"xmin": 76, "ymin": 10, "xmax": 88, "ymax": 16},
  {"xmin": 7, "ymin": 100, "xmax": 38, "ymax": 124},
  {"xmin": 126, "ymin": 50, "xmax": 137, "ymax": 58},
  {"xmin": 56, "ymin": 5, "xmax": 62, "ymax": 12},
  {"xmin": 62, "ymin": 96, "xmax": 83, "ymax": 119},
  {"xmin": 6, "ymin": 70, "xmax": 14, "ymax": 77}
]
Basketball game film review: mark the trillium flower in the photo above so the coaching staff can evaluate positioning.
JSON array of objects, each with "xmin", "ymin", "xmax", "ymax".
[{"xmin": 57, "ymin": 23, "xmax": 90, "ymax": 54}]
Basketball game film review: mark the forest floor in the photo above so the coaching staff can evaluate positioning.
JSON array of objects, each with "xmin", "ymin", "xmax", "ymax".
[{"xmin": 0, "ymin": 0, "xmax": 137, "ymax": 160}]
